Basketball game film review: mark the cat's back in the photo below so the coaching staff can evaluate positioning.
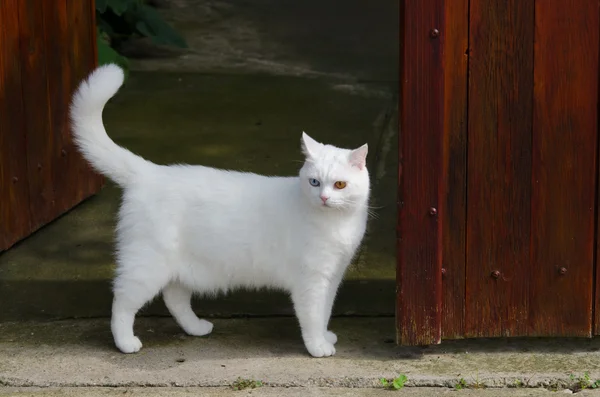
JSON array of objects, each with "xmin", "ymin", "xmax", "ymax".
[
  {"xmin": 169, "ymin": 164, "xmax": 298, "ymax": 205},
  {"xmin": 132, "ymin": 163, "xmax": 302, "ymax": 223}
]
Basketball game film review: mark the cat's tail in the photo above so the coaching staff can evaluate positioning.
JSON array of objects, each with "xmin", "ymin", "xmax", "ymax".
[{"xmin": 70, "ymin": 64, "xmax": 151, "ymax": 187}]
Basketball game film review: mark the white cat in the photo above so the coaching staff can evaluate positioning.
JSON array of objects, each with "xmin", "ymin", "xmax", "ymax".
[{"xmin": 70, "ymin": 64, "xmax": 370, "ymax": 358}]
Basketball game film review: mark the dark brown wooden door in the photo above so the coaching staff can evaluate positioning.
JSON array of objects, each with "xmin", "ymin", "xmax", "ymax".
[
  {"xmin": 0, "ymin": 0, "xmax": 102, "ymax": 251},
  {"xmin": 399, "ymin": 0, "xmax": 600, "ymax": 344}
]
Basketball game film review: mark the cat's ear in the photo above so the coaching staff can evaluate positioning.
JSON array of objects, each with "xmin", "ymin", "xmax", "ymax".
[
  {"xmin": 301, "ymin": 131, "xmax": 322, "ymax": 158},
  {"xmin": 349, "ymin": 144, "xmax": 368, "ymax": 170}
]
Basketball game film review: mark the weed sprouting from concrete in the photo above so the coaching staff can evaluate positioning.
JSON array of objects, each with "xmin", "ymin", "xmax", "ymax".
[
  {"xmin": 380, "ymin": 374, "xmax": 408, "ymax": 390},
  {"xmin": 509, "ymin": 374, "xmax": 535, "ymax": 389},
  {"xmin": 568, "ymin": 372, "xmax": 600, "ymax": 392},
  {"xmin": 231, "ymin": 377, "xmax": 263, "ymax": 390},
  {"xmin": 453, "ymin": 373, "xmax": 485, "ymax": 390},
  {"xmin": 454, "ymin": 378, "xmax": 467, "ymax": 390},
  {"xmin": 470, "ymin": 371, "xmax": 485, "ymax": 389}
]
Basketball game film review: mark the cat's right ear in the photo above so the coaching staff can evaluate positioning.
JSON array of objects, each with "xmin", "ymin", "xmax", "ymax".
[{"xmin": 301, "ymin": 131, "xmax": 322, "ymax": 158}]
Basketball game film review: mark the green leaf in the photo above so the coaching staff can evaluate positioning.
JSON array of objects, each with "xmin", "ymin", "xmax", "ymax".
[
  {"xmin": 135, "ymin": 20, "xmax": 153, "ymax": 38},
  {"xmin": 96, "ymin": 16, "xmax": 115, "ymax": 37},
  {"xmin": 392, "ymin": 374, "xmax": 407, "ymax": 390},
  {"xmin": 96, "ymin": 35, "xmax": 130, "ymax": 77},
  {"xmin": 132, "ymin": 4, "xmax": 187, "ymax": 48},
  {"xmin": 96, "ymin": 0, "xmax": 186, "ymax": 51},
  {"xmin": 107, "ymin": 0, "xmax": 135, "ymax": 16},
  {"xmin": 96, "ymin": 0, "xmax": 108, "ymax": 13}
]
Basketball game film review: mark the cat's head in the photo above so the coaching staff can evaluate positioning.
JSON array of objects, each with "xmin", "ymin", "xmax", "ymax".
[{"xmin": 298, "ymin": 132, "xmax": 370, "ymax": 211}]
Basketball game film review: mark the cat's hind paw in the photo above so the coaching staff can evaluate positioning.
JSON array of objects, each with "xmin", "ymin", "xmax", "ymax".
[
  {"xmin": 325, "ymin": 330, "xmax": 338, "ymax": 344},
  {"xmin": 115, "ymin": 336, "xmax": 142, "ymax": 354},
  {"xmin": 305, "ymin": 339, "xmax": 336, "ymax": 358}
]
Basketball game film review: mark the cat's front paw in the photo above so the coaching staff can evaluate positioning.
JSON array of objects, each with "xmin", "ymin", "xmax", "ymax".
[
  {"xmin": 183, "ymin": 319, "xmax": 214, "ymax": 337},
  {"xmin": 115, "ymin": 336, "xmax": 142, "ymax": 354},
  {"xmin": 305, "ymin": 338, "xmax": 336, "ymax": 358},
  {"xmin": 325, "ymin": 330, "xmax": 338, "ymax": 344}
]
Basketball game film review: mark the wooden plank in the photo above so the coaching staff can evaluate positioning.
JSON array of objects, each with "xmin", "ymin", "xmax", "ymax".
[
  {"xmin": 531, "ymin": 0, "xmax": 598, "ymax": 337},
  {"xmin": 66, "ymin": 0, "xmax": 103, "ymax": 202},
  {"xmin": 17, "ymin": 0, "xmax": 56, "ymax": 229},
  {"xmin": 465, "ymin": 0, "xmax": 534, "ymax": 338},
  {"xmin": 441, "ymin": 0, "xmax": 468, "ymax": 340},
  {"xmin": 397, "ymin": 0, "xmax": 444, "ymax": 345},
  {"xmin": 42, "ymin": 0, "xmax": 75, "ymax": 214},
  {"xmin": 597, "ymin": 39, "xmax": 600, "ymax": 336},
  {"xmin": 0, "ymin": 0, "xmax": 32, "ymax": 250},
  {"xmin": 90, "ymin": 0, "xmax": 99, "ymax": 67}
]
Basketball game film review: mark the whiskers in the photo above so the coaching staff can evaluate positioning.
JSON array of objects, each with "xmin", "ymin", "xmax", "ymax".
[
  {"xmin": 334, "ymin": 198, "xmax": 383, "ymax": 219},
  {"xmin": 366, "ymin": 208, "xmax": 380, "ymax": 220}
]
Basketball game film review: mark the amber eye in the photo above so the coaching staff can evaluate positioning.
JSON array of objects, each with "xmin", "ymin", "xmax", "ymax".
[{"xmin": 334, "ymin": 181, "xmax": 347, "ymax": 189}]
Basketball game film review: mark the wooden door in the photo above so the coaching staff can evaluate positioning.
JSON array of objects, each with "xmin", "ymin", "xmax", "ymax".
[
  {"xmin": 0, "ymin": 0, "xmax": 102, "ymax": 251},
  {"xmin": 398, "ymin": 0, "xmax": 600, "ymax": 344}
]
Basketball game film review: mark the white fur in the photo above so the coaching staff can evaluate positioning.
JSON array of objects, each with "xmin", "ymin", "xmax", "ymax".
[{"xmin": 70, "ymin": 64, "xmax": 370, "ymax": 358}]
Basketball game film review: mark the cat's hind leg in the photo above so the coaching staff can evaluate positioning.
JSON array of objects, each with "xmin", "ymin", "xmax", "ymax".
[
  {"xmin": 111, "ymin": 262, "xmax": 169, "ymax": 354},
  {"xmin": 163, "ymin": 282, "xmax": 213, "ymax": 336}
]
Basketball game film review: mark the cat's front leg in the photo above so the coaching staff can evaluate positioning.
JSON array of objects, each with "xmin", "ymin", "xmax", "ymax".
[
  {"xmin": 291, "ymin": 277, "xmax": 336, "ymax": 358},
  {"xmin": 322, "ymin": 270, "xmax": 345, "ymax": 345}
]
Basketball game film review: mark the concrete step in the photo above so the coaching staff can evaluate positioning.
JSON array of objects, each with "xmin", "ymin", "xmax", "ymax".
[
  {"xmin": 2, "ymin": 386, "xmax": 595, "ymax": 396},
  {"xmin": 1, "ymin": 318, "xmax": 600, "ymax": 393}
]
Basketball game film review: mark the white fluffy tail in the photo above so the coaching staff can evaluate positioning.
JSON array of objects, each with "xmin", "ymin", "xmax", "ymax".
[{"xmin": 70, "ymin": 64, "xmax": 149, "ymax": 187}]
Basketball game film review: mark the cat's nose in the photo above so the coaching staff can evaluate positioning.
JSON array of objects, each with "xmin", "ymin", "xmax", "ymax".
[{"xmin": 320, "ymin": 195, "xmax": 329, "ymax": 203}]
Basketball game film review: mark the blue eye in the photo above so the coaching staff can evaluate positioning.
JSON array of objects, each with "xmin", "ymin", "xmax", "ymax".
[{"xmin": 309, "ymin": 178, "xmax": 320, "ymax": 187}]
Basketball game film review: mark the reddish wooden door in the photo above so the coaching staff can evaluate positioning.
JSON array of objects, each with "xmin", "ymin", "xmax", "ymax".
[
  {"xmin": 0, "ymin": 0, "xmax": 102, "ymax": 251},
  {"xmin": 399, "ymin": 0, "xmax": 600, "ymax": 344}
]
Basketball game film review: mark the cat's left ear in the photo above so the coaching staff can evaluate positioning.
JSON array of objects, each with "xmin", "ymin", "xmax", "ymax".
[
  {"xmin": 301, "ymin": 131, "xmax": 322, "ymax": 158},
  {"xmin": 349, "ymin": 144, "xmax": 368, "ymax": 170}
]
